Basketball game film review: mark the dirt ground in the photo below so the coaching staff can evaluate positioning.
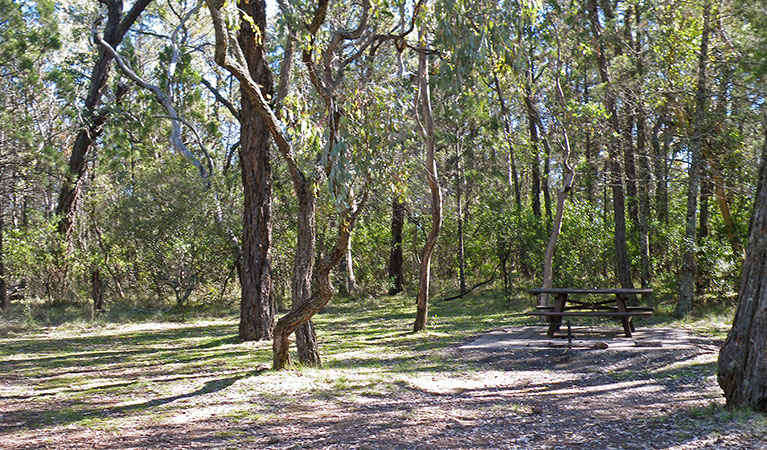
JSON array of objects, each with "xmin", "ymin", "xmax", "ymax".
[{"xmin": 2, "ymin": 326, "xmax": 767, "ymax": 450}]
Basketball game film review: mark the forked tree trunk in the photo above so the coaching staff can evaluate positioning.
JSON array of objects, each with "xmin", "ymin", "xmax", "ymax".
[
  {"xmin": 717, "ymin": 114, "xmax": 767, "ymax": 412},
  {"xmin": 676, "ymin": 2, "xmax": 710, "ymax": 317},
  {"xmin": 273, "ymin": 203, "xmax": 363, "ymax": 369},
  {"xmin": 413, "ymin": 30, "xmax": 442, "ymax": 332},
  {"xmin": 237, "ymin": 0, "xmax": 275, "ymax": 341},
  {"xmin": 540, "ymin": 31, "xmax": 575, "ymax": 306}
]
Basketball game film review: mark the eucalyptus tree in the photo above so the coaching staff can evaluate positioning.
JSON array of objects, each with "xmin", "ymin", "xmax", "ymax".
[
  {"xmin": 207, "ymin": 0, "xmax": 415, "ymax": 368},
  {"xmin": 412, "ymin": 24, "xmax": 441, "ymax": 332},
  {"xmin": 55, "ymin": 0, "xmax": 153, "ymax": 248}
]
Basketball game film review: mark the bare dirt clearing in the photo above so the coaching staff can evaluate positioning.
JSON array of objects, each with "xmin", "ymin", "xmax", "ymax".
[{"xmin": 2, "ymin": 318, "xmax": 766, "ymax": 450}]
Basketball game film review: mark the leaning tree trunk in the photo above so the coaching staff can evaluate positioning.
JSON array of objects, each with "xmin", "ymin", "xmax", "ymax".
[
  {"xmin": 540, "ymin": 32, "xmax": 575, "ymax": 307},
  {"xmin": 717, "ymin": 112, "xmax": 767, "ymax": 412},
  {"xmin": 273, "ymin": 201, "xmax": 364, "ymax": 369},
  {"xmin": 541, "ymin": 152, "xmax": 575, "ymax": 306},
  {"xmin": 55, "ymin": 0, "xmax": 152, "ymax": 246},
  {"xmin": 413, "ymin": 29, "xmax": 442, "ymax": 333},
  {"xmin": 237, "ymin": 0, "xmax": 275, "ymax": 341},
  {"xmin": 676, "ymin": 2, "xmax": 710, "ymax": 318}
]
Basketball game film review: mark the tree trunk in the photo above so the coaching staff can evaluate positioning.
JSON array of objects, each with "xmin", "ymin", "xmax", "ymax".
[
  {"xmin": 583, "ymin": 75, "xmax": 597, "ymax": 205},
  {"xmin": 541, "ymin": 131, "xmax": 575, "ymax": 306},
  {"xmin": 413, "ymin": 30, "xmax": 442, "ymax": 333},
  {"xmin": 388, "ymin": 197, "xmax": 405, "ymax": 294},
  {"xmin": 55, "ymin": 0, "xmax": 152, "ymax": 245},
  {"xmin": 0, "ymin": 202, "xmax": 6, "ymax": 312},
  {"xmin": 492, "ymin": 73, "xmax": 521, "ymax": 210},
  {"xmin": 526, "ymin": 85, "xmax": 542, "ymax": 219},
  {"xmin": 636, "ymin": 110, "xmax": 652, "ymax": 291},
  {"xmin": 456, "ymin": 149, "xmax": 466, "ymax": 296},
  {"xmin": 717, "ymin": 112, "xmax": 767, "ymax": 412},
  {"xmin": 91, "ymin": 269, "xmax": 104, "ymax": 314},
  {"xmin": 634, "ymin": 12, "xmax": 652, "ymax": 293},
  {"xmin": 651, "ymin": 117, "xmax": 668, "ymax": 225},
  {"xmin": 588, "ymin": 0, "xmax": 634, "ymax": 290},
  {"xmin": 623, "ymin": 114, "xmax": 639, "ymax": 225},
  {"xmin": 293, "ymin": 181, "xmax": 320, "ymax": 366},
  {"xmin": 237, "ymin": 0, "xmax": 275, "ymax": 341},
  {"xmin": 542, "ymin": 141, "xmax": 552, "ymax": 227},
  {"xmin": 344, "ymin": 233, "xmax": 356, "ymax": 294},
  {"xmin": 676, "ymin": 2, "xmax": 710, "ymax": 318},
  {"xmin": 696, "ymin": 165, "xmax": 712, "ymax": 294}
]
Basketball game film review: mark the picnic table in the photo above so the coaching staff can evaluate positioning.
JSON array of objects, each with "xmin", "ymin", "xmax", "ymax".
[{"xmin": 524, "ymin": 288, "xmax": 654, "ymax": 338}]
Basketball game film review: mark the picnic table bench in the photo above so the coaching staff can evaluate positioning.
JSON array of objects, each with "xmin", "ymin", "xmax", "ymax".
[{"xmin": 524, "ymin": 288, "xmax": 654, "ymax": 338}]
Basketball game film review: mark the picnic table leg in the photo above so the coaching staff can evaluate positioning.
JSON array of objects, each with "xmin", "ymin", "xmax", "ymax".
[
  {"xmin": 547, "ymin": 293, "xmax": 567, "ymax": 337},
  {"xmin": 616, "ymin": 294, "xmax": 633, "ymax": 337}
]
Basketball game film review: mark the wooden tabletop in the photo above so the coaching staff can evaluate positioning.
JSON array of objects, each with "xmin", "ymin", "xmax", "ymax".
[{"xmin": 525, "ymin": 288, "xmax": 653, "ymax": 295}]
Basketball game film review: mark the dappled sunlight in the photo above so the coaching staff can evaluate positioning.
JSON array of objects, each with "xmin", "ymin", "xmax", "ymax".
[{"xmin": 2, "ymin": 296, "xmax": 766, "ymax": 449}]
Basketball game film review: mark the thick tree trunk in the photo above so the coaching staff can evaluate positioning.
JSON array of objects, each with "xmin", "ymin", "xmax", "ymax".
[
  {"xmin": 588, "ymin": 0, "xmax": 634, "ymax": 290},
  {"xmin": 388, "ymin": 197, "xmax": 405, "ymax": 294},
  {"xmin": 413, "ymin": 31, "xmax": 442, "ymax": 333},
  {"xmin": 55, "ymin": 0, "xmax": 152, "ymax": 245},
  {"xmin": 293, "ymin": 182, "xmax": 320, "ymax": 366},
  {"xmin": 237, "ymin": 0, "xmax": 275, "ymax": 341},
  {"xmin": 717, "ymin": 115, "xmax": 767, "ymax": 412},
  {"xmin": 676, "ymin": 3, "xmax": 710, "ymax": 317}
]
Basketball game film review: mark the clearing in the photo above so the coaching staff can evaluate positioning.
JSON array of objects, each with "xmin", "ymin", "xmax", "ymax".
[{"xmin": 1, "ymin": 294, "xmax": 766, "ymax": 449}]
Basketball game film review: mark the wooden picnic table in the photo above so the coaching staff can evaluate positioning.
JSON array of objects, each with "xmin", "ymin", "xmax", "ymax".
[{"xmin": 524, "ymin": 288, "xmax": 654, "ymax": 338}]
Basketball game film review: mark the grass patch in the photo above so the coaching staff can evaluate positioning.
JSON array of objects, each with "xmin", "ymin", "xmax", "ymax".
[{"xmin": 0, "ymin": 287, "xmax": 757, "ymax": 447}]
